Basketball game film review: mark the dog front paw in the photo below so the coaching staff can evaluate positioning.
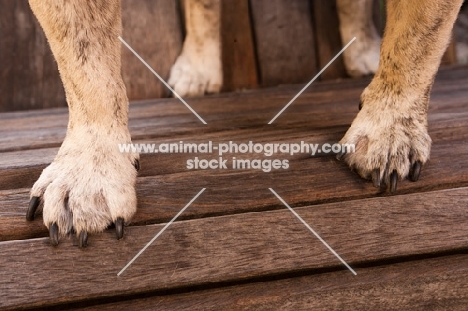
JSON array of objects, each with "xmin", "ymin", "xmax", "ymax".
[
  {"xmin": 338, "ymin": 88, "xmax": 431, "ymax": 193},
  {"xmin": 27, "ymin": 128, "xmax": 139, "ymax": 247},
  {"xmin": 168, "ymin": 39, "xmax": 222, "ymax": 97}
]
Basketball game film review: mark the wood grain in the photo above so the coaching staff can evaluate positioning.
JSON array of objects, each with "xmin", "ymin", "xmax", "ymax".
[
  {"xmin": 221, "ymin": 0, "xmax": 259, "ymax": 92},
  {"xmin": 75, "ymin": 254, "xmax": 468, "ymax": 310},
  {"xmin": 0, "ymin": 0, "xmax": 66, "ymax": 112},
  {"xmin": 250, "ymin": 0, "xmax": 318, "ymax": 87},
  {"xmin": 311, "ymin": 0, "xmax": 347, "ymax": 80},
  {"xmin": 1, "ymin": 64, "xmax": 468, "ymax": 309},
  {"xmin": 1, "ymin": 135, "xmax": 468, "ymax": 242},
  {"xmin": 1, "ymin": 66, "xmax": 468, "ymax": 241},
  {"xmin": 1, "ymin": 66, "xmax": 467, "ymax": 153},
  {"xmin": 1, "ymin": 187, "xmax": 467, "ymax": 309},
  {"xmin": 121, "ymin": 0, "xmax": 183, "ymax": 100}
]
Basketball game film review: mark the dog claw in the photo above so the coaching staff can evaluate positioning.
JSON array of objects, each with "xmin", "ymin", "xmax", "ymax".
[
  {"xmin": 115, "ymin": 217, "xmax": 124, "ymax": 240},
  {"xmin": 336, "ymin": 152, "xmax": 345, "ymax": 161},
  {"xmin": 390, "ymin": 170, "xmax": 398, "ymax": 193},
  {"xmin": 371, "ymin": 169, "xmax": 380, "ymax": 188},
  {"xmin": 26, "ymin": 196, "xmax": 40, "ymax": 221},
  {"xmin": 49, "ymin": 223, "xmax": 59, "ymax": 246},
  {"xmin": 410, "ymin": 161, "xmax": 422, "ymax": 182},
  {"xmin": 79, "ymin": 231, "xmax": 88, "ymax": 248},
  {"xmin": 134, "ymin": 159, "xmax": 140, "ymax": 171}
]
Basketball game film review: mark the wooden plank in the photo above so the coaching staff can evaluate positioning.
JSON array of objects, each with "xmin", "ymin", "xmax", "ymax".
[
  {"xmin": 2, "ymin": 134, "xmax": 468, "ymax": 241},
  {"xmin": 0, "ymin": 76, "xmax": 467, "ymax": 189},
  {"xmin": 121, "ymin": 0, "xmax": 183, "ymax": 100},
  {"xmin": 372, "ymin": 0, "xmax": 385, "ymax": 35},
  {"xmin": 1, "ymin": 67, "xmax": 468, "ymax": 241},
  {"xmin": 1, "ymin": 65, "xmax": 468, "ymax": 153},
  {"xmin": 1, "ymin": 187, "xmax": 467, "ymax": 309},
  {"xmin": 221, "ymin": 0, "xmax": 259, "ymax": 92},
  {"xmin": 0, "ymin": 0, "xmax": 66, "ymax": 112},
  {"xmin": 74, "ymin": 254, "xmax": 468, "ymax": 310},
  {"xmin": 0, "ymin": 0, "xmax": 16, "ymax": 111},
  {"xmin": 250, "ymin": 0, "xmax": 318, "ymax": 87},
  {"xmin": 311, "ymin": 0, "xmax": 347, "ymax": 80}
]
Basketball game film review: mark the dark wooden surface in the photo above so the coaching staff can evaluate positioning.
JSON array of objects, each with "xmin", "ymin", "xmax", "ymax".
[
  {"xmin": 311, "ymin": 0, "xmax": 347, "ymax": 80},
  {"xmin": 121, "ymin": 0, "xmax": 183, "ymax": 100},
  {"xmin": 0, "ymin": 66, "xmax": 467, "ymax": 310},
  {"xmin": 221, "ymin": 0, "xmax": 259, "ymax": 92},
  {"xmin": 0, "ymin": 0, "xmax": 65, "ymax": 112},
  {"xmin": 75, "ymin": 254, "xmax": 468, "ymax": 311},
  {"xmin": 250, "ymin": 0, "xmax": 318, "ymax": 87},
  {"xmin": 0, "ymin": 0, "xmax": 392, "ymax": 112}
]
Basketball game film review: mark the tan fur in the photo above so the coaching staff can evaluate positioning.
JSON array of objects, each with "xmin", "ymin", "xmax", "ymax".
[{"xmin": 29, "ymin": 0, "xmax": 138, "ymax": 237}]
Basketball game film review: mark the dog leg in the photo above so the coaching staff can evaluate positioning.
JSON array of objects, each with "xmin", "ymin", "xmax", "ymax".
[
  {"xmin": 27, "ymin": 0, "xmax": 139, "ymax": 246},
  {"xmin": 339, "ymin": 0, "xmax": 463, "ymax": 192},
  {"xmin": 168, "ymin": 0, "xmax": 222, "ymax": 97},
  {"xmin": 337, "ymin": 0, "xmax": 381, "ymax": 77}
]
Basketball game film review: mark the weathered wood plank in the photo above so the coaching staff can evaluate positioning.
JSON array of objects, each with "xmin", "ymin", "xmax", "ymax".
[
  {"xmin": 1, "ymin": 103, "xmax": 467, "ymax": 189},
  {"xmin": 121, "ymin": 0, "xmax": 183, "ymax": 100},
  {"xmin": 1, "ymin": 66, "xmax": 468, "ymax": 153},
  {"xmin": 74, "ymin": 254, "xmax": 468, "ymax": 310},
  {"xmin": 1, "ymin": 67, "xmax": 468, "ymax": 240},
  {"xmin": 1, "ymin": 187, "xmax": 467, "ymax": 309},
  {"xmin": 221, "ymin": 0, "xmax": 259, "ymax": 92},
  {"xmin": 0, "ymin": 0, "xmax": 66, "ymax": 112},
  {"xmin": 2, "ymin": 134, "xmax": 468, "ymax": 242},
  {"xmin": 0, "ymin": 82, "xmax": 466, "ymax": 191},
  {"xmin": 311, "ymin": 0, "xmax": 347, "ymax": 80},
  {"xmin": 250, "ymin": 0, "xmax": 318, "ymax": 87}
]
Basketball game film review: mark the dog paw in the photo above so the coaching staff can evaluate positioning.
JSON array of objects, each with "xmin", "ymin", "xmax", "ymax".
[
  {"xmin": 338, "ymin": 88, "xmax": 431, "ymax": 193},
  {"xmin": 343, "ymin": 36, "xmax": 381, "ymax": 77},
  {"xmin": 168, "ymin": 39, "xmax": 222, "ymax": 97},
  {"xmin": 26, "ymin": 128, "xmax": 139, "ymax": 247}
]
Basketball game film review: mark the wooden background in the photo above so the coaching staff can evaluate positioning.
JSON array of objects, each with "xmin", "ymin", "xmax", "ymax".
[{"xmin": 0, "ymin": 0, "xmax": 456, "ymax": 112}]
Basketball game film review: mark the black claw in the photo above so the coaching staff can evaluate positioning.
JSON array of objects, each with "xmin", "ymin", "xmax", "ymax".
[
  {"xmin": 410, "ymin": 161, "xmax": 422, "ymax": 182},
  {"xmin": 68, "ymin": 227, "xmax": 76, "ymax": 235},
  {"xmin": 390, "ymin": 170, "xmax": 398, "ymax": 193},
  {"xmin": 115, "ymin": 217, "xmax": 124, "ymax": 240},
  {"xmin": 371, "ymin": 169, "xmax": 381, "ymax": 188},
  {"xmin": 26, "ymin": 196, "xmax": 40, "ymax": 221},
  {"xmin": 49, "ymin": 223, "xmax": 59, "ymax": 246},
  {"xmin": 79, "ymin": 231, "xmax": 88, "ymax": 248},
  {"xmin": 336, "ymin": 152, "xmax": 345, "ymax": 161},
  {"xmin": 134, "ymin": 159, "xmax": 140, "ymax": 171}
]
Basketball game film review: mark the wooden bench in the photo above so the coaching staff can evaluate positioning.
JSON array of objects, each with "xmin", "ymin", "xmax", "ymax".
[{"xmin": 1, "ymin": 65, "xmax": 468, "ymax": 310}]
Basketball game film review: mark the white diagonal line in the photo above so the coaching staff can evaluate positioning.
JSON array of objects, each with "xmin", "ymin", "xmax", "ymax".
[
  {"xmin": 118, "ymin": 36, "xmax": 207, "ymax": 125},
  {"xmin": 268, "ymin": 37, "xmax": 356, "ymax": 124},
  {"xmin": 117, "ymin": 188, "xmax": 206, "ymax": 276},
  {"xmin": 269, "ymin": 188, "xmax": 357, "ymax": 275}
]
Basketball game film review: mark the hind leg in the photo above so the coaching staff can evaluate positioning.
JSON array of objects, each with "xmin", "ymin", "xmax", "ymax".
[
  {"xmin": 337, "ymin": 0, "xmax": 381, "ymax": 77},
  {"xmin": 168, "ymin": 0, "xmax": 222, "ymax": 97}
]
